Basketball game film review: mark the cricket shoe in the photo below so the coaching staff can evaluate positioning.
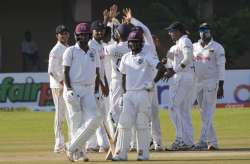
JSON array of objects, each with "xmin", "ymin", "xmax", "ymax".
[
  {"xmin": 111, "ymin": 155, "xmax": 127, "ymax": 161},
  {"xmin": 129, "ymin": 146, "xmax": 137, "ymax": 152},
  {"xmin": 86, "ymin": 147, "xmax": 99, "ymax": 153},
  {"xmin": 208, "ymin": 144, "xmax": 219, "ymax": 150},
  {"xmin": 76, "ymin": 151, "xmax": 89, "ymax": 162},
  {"xmin": 65, "ymin": 148, "xmax": 78, "ymax": 162},
  {"xmin": 137, "ymin": 155, "xmax": 149, "ymax": 161},
  {"xmin": 170, "ymin": 140, "xmax": 185, "ymax": 151},
  {"xmin": 54, "ymin": 144, "xmax": 65, "ymax": 153},
  {"xmin": 193, "ymin": 141, "xmax": 208, "ymax": 151},
  {"xmin": 99, "ymin": 146, "xmax": 108, "ymax": 153}
]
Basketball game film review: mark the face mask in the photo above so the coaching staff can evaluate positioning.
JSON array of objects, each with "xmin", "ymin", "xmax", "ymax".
[{"xmin": 199, "ymin": 30, "xmax": 211, "ymax": 41}]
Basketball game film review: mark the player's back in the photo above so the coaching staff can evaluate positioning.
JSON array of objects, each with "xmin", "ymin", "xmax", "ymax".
[{"xmin": 106, "ymin": 41, "xmax": 130, "ymax": 81}]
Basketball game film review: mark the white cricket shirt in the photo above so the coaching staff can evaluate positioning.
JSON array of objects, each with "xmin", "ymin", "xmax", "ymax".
[
  {"xmin": 48, "ymin": 42, "xmax": 68, "ymax": 88},
  {"xmin": 193, "ymin": 39, "xmax": 225, "ymax": 81},
  {"xmin": 119, "ymin": 50, "xmax": 159, "ymax": 91},
  {"xmin": 62, "ymin": 43, "xmax": 100, "ymax": 85}
]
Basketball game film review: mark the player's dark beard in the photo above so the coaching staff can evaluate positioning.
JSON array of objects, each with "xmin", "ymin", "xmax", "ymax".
[{"xmin": 128, "ymin": 41, "xmax": 143, "ymax": 55}]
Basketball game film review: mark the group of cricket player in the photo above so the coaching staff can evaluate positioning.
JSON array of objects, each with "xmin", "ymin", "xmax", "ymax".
[{"xmin": 48, "ymin": 4, "xmax": 225, "ymax": 162}]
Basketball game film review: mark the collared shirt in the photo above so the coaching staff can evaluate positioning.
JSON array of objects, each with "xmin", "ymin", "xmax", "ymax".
[
  {"xmin": 62, "ymin": 43, "xmax": 100, "ymax": 85},
  {"xmin": 119, "ymin": 50, "xmax": 159, "ymax": 91},
  {"xmin": 48, "ymin": 42, "xmax": 68, "ymax": 88},
  {"xmin": 193, "ymin": 39, "xmax": 225, "ymax": 81}
]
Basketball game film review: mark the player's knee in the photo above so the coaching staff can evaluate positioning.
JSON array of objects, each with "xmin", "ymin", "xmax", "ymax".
[{"xmin": 136, "ymin": 113, "xmax": 149, "ymax": 129}]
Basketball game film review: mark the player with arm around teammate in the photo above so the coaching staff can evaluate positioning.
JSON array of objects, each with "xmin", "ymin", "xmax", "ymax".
[
  {"xmin": 164, "ymin": 21, "xmax": 195, "ymax": 150},
  {"xmin": 63, "ymin": 22, "xmax": 103, "ymax": 161},
  {"xmin": 192, "ymin": 23, "xmax": 225, "ymax": 150},
  {"xmin": 48, "ymin": 25, "xmax": 70, "ymax": 153},
  {"xmin": 112, "ymin": 30, "xmax": 167, "ymax": 161}
]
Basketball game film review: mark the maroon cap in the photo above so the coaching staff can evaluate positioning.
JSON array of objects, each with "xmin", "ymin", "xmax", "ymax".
[
  {"xmin": 75, "ymin": 23, "xmax": 91, "ymax": 34},
  {"xmin": 128, "ymin": 31, "xmax": 143, "ymax": 41}
]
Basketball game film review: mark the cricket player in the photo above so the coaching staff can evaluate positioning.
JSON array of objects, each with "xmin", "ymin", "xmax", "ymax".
[
  {"xmin": 165, "ymin": 21, "xmax": 195, "ymax": 150},
  {"xmin": 123, "ymin": 8, "xmax": 163, "ymax": 151},
  {"xmin": 63, "ymin": 22, "xmax": 103, "ymax": 161},
  {"xmin": 87, "ymin": 20, "xmax": 110, "ymax": 153},
  {"xmin": 112, "ymin": 31, "xmax": 167, "ymax": 161},
  {"xmin": 193, "ymin": 22, "xmax": 225, "ymax": 150},
  {"xmin": 104, "ymin": 23, "xmax": 132, "ymax": 138},
  {"xmin": 48, "ymin": 25, "xmax": 70, "ymax": 153}
]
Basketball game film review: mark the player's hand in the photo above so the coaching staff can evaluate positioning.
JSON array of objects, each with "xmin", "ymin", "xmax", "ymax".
[
  {"xmin": 123, "ymin": 8, "xmax": 132, "ymax": 23},
  {"xmin": 217, "ymin": 86, "xmax": 224, "ymax": 99},
  {"xmin": 103, "ymin": 9, "xmax": 110, "ymax": 22},
  {"xmin": 101, "ymin": 84, "xmax": 109, "ymax": 97},
  {"xmin": 163, "ymin": 68, "xmax": 175, "ymax": 80},
  {"xmin": 144, "ymin": 82, "xmax": 155, "ymax": 92},
  {"xmin": 161, "ymin": 57, "xmax": 168, "ymax": 64},
  {"xmin": 109, "ymin": 4, "xmax": 119, "ymax": 19}
]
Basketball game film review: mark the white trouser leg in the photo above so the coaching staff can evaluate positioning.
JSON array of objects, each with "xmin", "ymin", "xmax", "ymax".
[
  {"xmin": 109, "ymin": 80, "xmax": 123, "ymax": 123},
  {"xmin": 198, "ymin": 80, "xmax": 218, "ymax": 144},
  {"xmin": 68, "ymin": 89, "xmax": 101, "ymax": 152},
  {"xmin": 136, "ymin": 91, "xmax": 151, "ymax": 159},
  {"xmin": 150, "ymin": 89, "xmax": 162, "ymax": 146},
  {"xmin": 52, "ymin": 88, "xmax": 66, "ymax": 149},
  {"xmin": 114, "ymin": 92, "xmax": 136, "ymax": 159},
  {"xmin": 130, "ymin": 127, "xmax": 137, "ymax": 148},
  {"xmin": 95, "ymin": 98, "xmax": 109, "ymax": 148},
  {"xmin": 180, "ymin": 87, "xmax": 194, "ymax": 146},
  {"xmin": 86, "ymin": 135, "xmax": 98, "ymax": 149}
]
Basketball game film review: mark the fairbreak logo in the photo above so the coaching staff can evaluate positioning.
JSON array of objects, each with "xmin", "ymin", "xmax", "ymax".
[{"xmin": 0, "ymin": 77, "xmax": 53, "ymax": 106}]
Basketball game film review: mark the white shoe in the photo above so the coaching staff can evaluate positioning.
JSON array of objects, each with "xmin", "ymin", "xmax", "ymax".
[
  {"xmin": 137, "ymin": 155, "xmax": 149, "ymax": 161},
  {"xmin": 54, "ymin": 144, "xmax": 65, "ymax": 153},
  {"xmin": 99, "ymin": 146, "xmax": 108, "ymax": 153},
  {"xmin": 154, "ymin": 144, "xmax": 163, "ymax": 152},
  {"xmin": 208, "ymin": 144, "xmax": 219, "ymax": 150},
  {"xmin": 77, "ymin": 151, "xmax": 89, "ymax": 162},
  {"xmin": 65, "ymin": 149, "xmax": 78, "ymax": 162},
  {"xmin": 112, "ymin": 155, "xmax": 127, "ymax": 161}
]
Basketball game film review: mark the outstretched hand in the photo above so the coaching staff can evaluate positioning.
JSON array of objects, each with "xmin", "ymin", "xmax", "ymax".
[
  {"xmin": 109, "ymin": 4, "xmax": 119, "ymax": 19},
  {"xmin": 123, "ymin": 8, "xmax": 132, "ymax": 23}
]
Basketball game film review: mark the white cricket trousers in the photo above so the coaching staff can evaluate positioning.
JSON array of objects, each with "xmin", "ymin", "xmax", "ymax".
[
  {"xmin": 115, "ymin": 90, "xmax": 151, "ymax": 160},
  {"xmin": 51, "ymin": 88, "xmax": 70, "ymax": 150},
  {"xmin": 150, "ymin": 87, "xmax": 162, "ymax": 146},
  {"xmin": 86, "ymin": 96, "xmax": 109, "ymax": 149},
  {"xmin": 168, "ymin": 72, "xmax": 194, "ymax": 145},
  {"xmin": 195, "ymin": 78, "xmax": 218, "ymax": 145},
  {"xmin": 130, "ymin": 88, "xmax": 162, "ymax": 148},
  {"xmin": 64, "ymin": 85, "xmax": 102, "ymax": 152}
]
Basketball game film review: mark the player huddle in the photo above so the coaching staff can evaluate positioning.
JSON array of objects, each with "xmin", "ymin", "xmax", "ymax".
[{"xmin": 48, "ymin": 4, "xmax": 225, "ymax": 162}]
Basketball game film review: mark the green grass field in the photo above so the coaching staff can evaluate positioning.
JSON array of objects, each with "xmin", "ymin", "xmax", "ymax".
[{"xmin": 0, "ymin": 108, "xmax": 250, "ymax": 164}]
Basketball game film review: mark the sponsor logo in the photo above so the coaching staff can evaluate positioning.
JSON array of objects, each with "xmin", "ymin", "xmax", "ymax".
[{"xmin": 0, "ymin": 77, "xmax": 53, "ymax": 106}]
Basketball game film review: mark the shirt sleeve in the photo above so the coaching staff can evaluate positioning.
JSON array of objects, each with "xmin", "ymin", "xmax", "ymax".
[
  {"xmin": 131, "ymin": 17, "xmax": 157, "ymax": 54},
  {"xmin": 216, "ymin": 44, "xmax": 226, "ymax": 81},
  {"xmin": 62, "ymin": 47, "xmax": 73, "ymax": 67},
  {"xmin": 118, "ymin": 55, "xmax": 126, "ymax": 74},
  {"xmin": 48, "ymin": 50, "xmax": 63, "ymax": 82},
  {"xmin": 145, "ymin": 52, "xmax": 160, "ymax": 68},
  {"xmin": 175, "ymin": 38, "xmax": 193, "ymax": 72}
]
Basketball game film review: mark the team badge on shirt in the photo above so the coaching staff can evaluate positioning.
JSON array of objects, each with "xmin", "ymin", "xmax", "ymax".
[{"xmin": 137, "ymin": 58, "xmax": 144, "ymax": 64}]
